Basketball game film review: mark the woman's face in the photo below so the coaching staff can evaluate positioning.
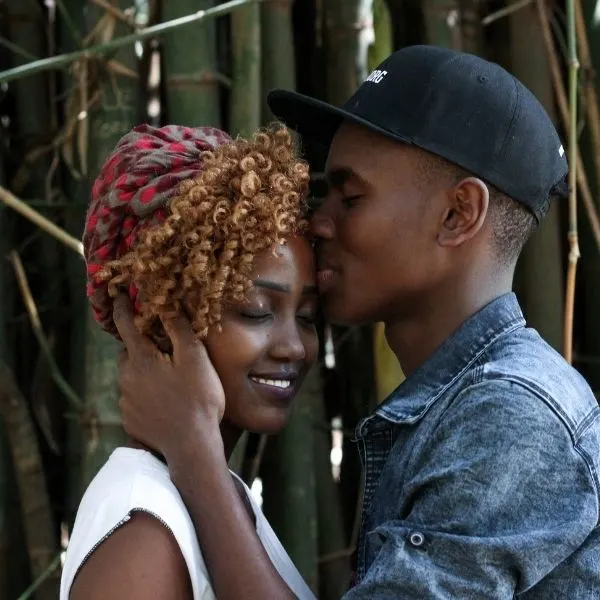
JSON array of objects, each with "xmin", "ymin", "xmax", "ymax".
[{"xmin": 205, "ymin": 236, "xmax": 319, "ymax": 434}]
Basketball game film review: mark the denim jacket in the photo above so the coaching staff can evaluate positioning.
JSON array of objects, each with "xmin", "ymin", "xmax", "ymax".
[{"xmin": 344, "ymin": 293, "xmax": 600, "ymax": 599}]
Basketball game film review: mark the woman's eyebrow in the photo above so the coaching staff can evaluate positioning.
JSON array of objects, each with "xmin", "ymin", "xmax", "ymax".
[{"xmin": 253, "ymin": 280, "xmax": 317, "ymax": 295}]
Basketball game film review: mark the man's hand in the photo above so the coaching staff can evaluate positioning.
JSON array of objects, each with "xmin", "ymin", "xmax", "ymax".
[{"xmin": 113, "ymin": 294, "xmax": 225, "ymax": 461}]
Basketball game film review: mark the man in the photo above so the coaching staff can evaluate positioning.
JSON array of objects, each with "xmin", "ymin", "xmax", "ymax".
[{"xmin": 113, "ymin": 46, "xmax": 600, "ymax": 598}]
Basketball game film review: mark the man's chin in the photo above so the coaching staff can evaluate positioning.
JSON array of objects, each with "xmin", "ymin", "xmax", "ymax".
[{"xmin": 322, "ymin": 298, "xmax": 372, "ymax": 328}]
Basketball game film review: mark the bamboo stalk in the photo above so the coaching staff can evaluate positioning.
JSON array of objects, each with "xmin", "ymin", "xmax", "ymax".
[
  {"xmin": 9, "ymin": 252, "xmax": 84, "ymax": 411},
  {"xmin": 0, "ymin": 185, "xmax": 84, "ymax": 255},
  {"xmin": 0, "ymin": 0, "xmax": 263, "ymax": 84},
  {"xmin": 0, "ymin": 36, "xmax": 38, "ymax": 61},
  {"xmin": 16, "ymin": 553, "xmax": 62, "ymax": 600},
  {"xmin": 229, "ymin": 0, "xmax": 261, "ymax": 136},
  {"xmin": 535, "ymin": 0, "xmax": 600, "ymax": 252},
  {"xmin": 482, "ymin": 0, "xmax": 533, "ymax": 26},
  {"xmin": 90, "ymin": 0, "xmax": 133, "ymax": 25},
  {"xmin": 575, "ymin": 0, "xmax": 600, "ymax": 189},
  {"xmin": 0, "ymin": 362, "xmax": 59, "ymax": 600},
  {"xmin": 260, "ymin": 0, "xmax": 295, "ymax": 122},
  {"xmin": 56, "ymin": 0, "xmax": 84, "ymax": 46},
  {"xmin": 422, "ymin": 0, "xmax": 461, "ymax": 49},
  {"xmin": 509, "ymin": 0, "xmax": 564, "ymax": 351},
  {"xmin": 162, "ymin": 0, "xmax": 221, "ymax": 127},
  {"xmin": 563, "ymin": 0, "xmax": 579, "ymax": 364}
]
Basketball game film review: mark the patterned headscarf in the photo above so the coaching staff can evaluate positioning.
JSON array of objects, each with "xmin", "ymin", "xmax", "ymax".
[{"xmin": 84, "ymin": 123, "xmax": 232, "ymax": 336}]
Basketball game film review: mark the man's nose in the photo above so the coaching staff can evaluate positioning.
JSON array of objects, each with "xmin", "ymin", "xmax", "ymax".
[{"xmin": 310, "ymin": 201, "xmax": 335, "ymax": 240}]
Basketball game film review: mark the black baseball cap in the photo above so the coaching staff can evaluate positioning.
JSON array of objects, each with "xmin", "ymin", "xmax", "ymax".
[{"xmin": 267, "ymin": 45, "xmax": 569, "ymax": 223}]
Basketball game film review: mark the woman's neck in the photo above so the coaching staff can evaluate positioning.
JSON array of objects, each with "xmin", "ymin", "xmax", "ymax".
[{"xmin": 219, "ymin": 420, "xmax": 244, "ymax": 461}]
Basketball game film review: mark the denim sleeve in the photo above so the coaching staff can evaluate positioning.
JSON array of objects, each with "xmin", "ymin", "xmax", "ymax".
[{"xmin": 343, "ymin": 380, "xmax": 599, "ymax": 599}]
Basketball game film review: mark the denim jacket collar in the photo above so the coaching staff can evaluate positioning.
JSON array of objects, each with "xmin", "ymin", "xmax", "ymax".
[{"xmin": 357, "ymin": 292, "xmax": 526, "ymax": 436}]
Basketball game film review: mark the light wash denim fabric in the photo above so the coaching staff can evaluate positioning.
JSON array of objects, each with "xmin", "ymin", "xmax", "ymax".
[{"xmin": 344, "ymin": 293, "xmax": 600, "ymax": 599}]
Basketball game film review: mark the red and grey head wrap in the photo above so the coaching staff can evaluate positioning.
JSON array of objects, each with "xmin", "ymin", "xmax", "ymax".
[{"xmin": 84, "ymin": 123, "xmax": 232, "ymax": 336}]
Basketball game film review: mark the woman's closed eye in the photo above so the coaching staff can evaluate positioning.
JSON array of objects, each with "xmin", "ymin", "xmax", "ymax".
[
  {"xmin": 297, "ymin": 311, "xmax": 317, "ymax": 326},
  {"xmin": 341, "ymin": 194, "xmax": 362, "ymax": 208},
  {"xmin": 240, "ymin": 309, "xmax": 272, "ymax": 322}
]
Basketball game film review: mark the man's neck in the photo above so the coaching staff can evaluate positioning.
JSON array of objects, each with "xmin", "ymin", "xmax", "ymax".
[{"xmin": 385, "ymin": 272, "xmax": 514, "ymax": 378}]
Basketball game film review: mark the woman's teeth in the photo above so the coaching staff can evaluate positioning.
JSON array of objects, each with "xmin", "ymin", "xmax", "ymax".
[{"xmin": 250, "ymin": 377, "xmax": 292, "ymax": 389}]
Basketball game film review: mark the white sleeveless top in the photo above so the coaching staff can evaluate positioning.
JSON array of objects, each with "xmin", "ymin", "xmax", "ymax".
[{"xmin": 60, "ymin": 447, "xmax": 316, "ymax": 600}]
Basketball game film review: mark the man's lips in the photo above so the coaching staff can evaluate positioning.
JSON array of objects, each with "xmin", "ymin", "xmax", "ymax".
[
  {"xmin": 316, "ymin": 268, "xmax": 336, "ymax": 289},
  {"xmin": 316, "ymin": 256, "xmax": 339, "ymax": 290}
]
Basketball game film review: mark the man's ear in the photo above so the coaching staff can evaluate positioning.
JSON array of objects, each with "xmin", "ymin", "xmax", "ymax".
[{"xmin": 437, "ymin": 177, "xmax": 489, "ymax": 248}]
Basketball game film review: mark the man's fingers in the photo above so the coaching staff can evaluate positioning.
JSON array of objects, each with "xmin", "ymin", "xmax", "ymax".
[
  {"xmin": 113, "ymin": 294, "xmax": 156, "ymax": 358},
  {"xmin": 160, "ymin": 313, "xmax": 203, "ymax": 363}
]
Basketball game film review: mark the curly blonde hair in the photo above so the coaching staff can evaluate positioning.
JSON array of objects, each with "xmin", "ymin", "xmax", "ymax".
[{"xmin": 96, "ymin": 126, "xmax": 310, "ymax": 339}]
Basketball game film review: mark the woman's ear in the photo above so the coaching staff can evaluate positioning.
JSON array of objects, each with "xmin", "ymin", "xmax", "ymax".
[{"xmin": 438, "ymin": 177, "xmax": 489, "ymax": 248}]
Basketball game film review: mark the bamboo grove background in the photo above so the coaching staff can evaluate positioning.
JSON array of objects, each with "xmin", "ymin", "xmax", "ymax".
[{"xmin": 0, "ymin": 1, "xmax": 599, "ymax": 598}]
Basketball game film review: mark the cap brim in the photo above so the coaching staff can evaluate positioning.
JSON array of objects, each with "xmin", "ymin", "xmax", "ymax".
[{"xmin": 267, "ymin": 89, "xmax": 410, "ymax": 150}]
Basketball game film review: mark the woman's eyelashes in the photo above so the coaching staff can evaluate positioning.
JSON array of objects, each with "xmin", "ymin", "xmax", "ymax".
[
  {"xmin": 238, "ymin": 306, "xmax": 317, "ymax": 326},
  {"xmin": 239, "ymin": 308, "xmax": 271, "ymax": 322},
  {"xmin": 341, "ymin": 194, "xmax": 362, "ymax": 208}
]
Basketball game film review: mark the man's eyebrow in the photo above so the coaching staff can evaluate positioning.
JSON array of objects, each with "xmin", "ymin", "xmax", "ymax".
[
  {"xmin": 253, "ymin": 280, "xmax": 318, "ymax": 295},
  {"xmin": 325, "ymin": 166, "xmax": 368, "ymax": 189}
]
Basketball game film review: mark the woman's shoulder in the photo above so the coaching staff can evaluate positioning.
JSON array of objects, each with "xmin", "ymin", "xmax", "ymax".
[{"xmin": 60, "ymin": 447, "xmax": 212, "ymax": 600}]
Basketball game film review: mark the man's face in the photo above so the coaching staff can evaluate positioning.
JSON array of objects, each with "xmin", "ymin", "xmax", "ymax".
[{"xmin": 311, "ymin": 122, "xmax": 444, "ymax": 326}]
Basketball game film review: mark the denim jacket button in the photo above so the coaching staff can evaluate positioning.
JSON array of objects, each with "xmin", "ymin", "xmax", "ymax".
[{"xmin": 409, "ymin": 531, "xmax": 425, "ymax": 547}]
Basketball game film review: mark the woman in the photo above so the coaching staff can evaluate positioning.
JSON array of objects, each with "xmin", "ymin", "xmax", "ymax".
[{"xmin": 60, "ymin": 123, "xmax": 319, "ymax": 600}]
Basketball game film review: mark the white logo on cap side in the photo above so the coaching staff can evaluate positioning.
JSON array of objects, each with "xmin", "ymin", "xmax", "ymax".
[
  {"xmin": 559, "ymin": 145, "xmax": 564, "ymax": 157},
  {"xmin": 365, "ymin": 69, "xmax": 388, "ymax": 84}
]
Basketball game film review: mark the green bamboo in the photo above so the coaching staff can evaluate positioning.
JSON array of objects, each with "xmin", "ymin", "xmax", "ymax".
[
  {"xmin": 162, "ymin": 0, "xmax": 221, "ymax": 126},
  {"xmin": 0, "ymin": 0, "xmax": 262, "ymax": 84},
  {"xmin": 6, "ymin": 0, "xmax": 62, "ymax": 309},
  {"xmin": 0, "ymin": 363, "xmax": 59, "ymax": 600},
  {"xmin": 579, "ymin": 0, "xmax": 600, "ymax": 391},
  {"xmin": 260, "ymin": 366, "xmax": 320, "ymax": 593},
  {"xmin": 314, "ymin": 388, "xmax": 351, "ymax": 600},
  {"xmin": 368, "ymin": 0, "xmax": 393, "ymax": 72},
  {"xmin": 458, "ymin": 0, "xmax": 485, "ymax": 55},
  {"xmin": 0, "ymin": 154, "xmax": 29, "ymax": 600},
  {"xmin": 66, "ymin": 0, "xmax": 142, "ymax": 500},
  {"xmin": 421, "ymin": 0, "xmax": 461, "ymax": 49},
  {"xmin": 229, "ymin": 0, "xmax": 261, "ymax": 136},
  {"xmin": 0, "ymin": 149, "xmax": 9, "ymax": 600},
  {"xmin": 61, "ymin": 0, "xmax": 90, "ymax": 531},
  {"xmin": 324, "ymin": 0, "xmax": 373, "ymax": 106},
  {"xmin": 3, "ymin": 3, "xmax": 63, "ymax": 597},
  {"xmin": 510, "ymin": 2, "xmax": 564, "ymax": 352},
  {"xmin": 260, "ymin": 0, "xmax": 295, "ymax": 122}
]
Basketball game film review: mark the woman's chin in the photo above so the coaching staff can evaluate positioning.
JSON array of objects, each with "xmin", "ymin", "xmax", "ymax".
[{"xmin": 230, "ymin": 407, "xmax": 292, "ymax": 436}]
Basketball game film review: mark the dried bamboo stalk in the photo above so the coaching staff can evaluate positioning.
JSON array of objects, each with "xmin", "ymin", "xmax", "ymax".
[
  {"xmin": 9, "ymin": 251, "xmax": 83, "ymax": 411},
  {"xmin": 0, "ymin": 185, "xmax": 84, "ymax": 255},
  {"xmin": 536, "ymin": 0, "xmax": 600, "ymax": 252},
  {"xmin": 564, "ymin": 0, "xmax": 579, "ymax": 364}
]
